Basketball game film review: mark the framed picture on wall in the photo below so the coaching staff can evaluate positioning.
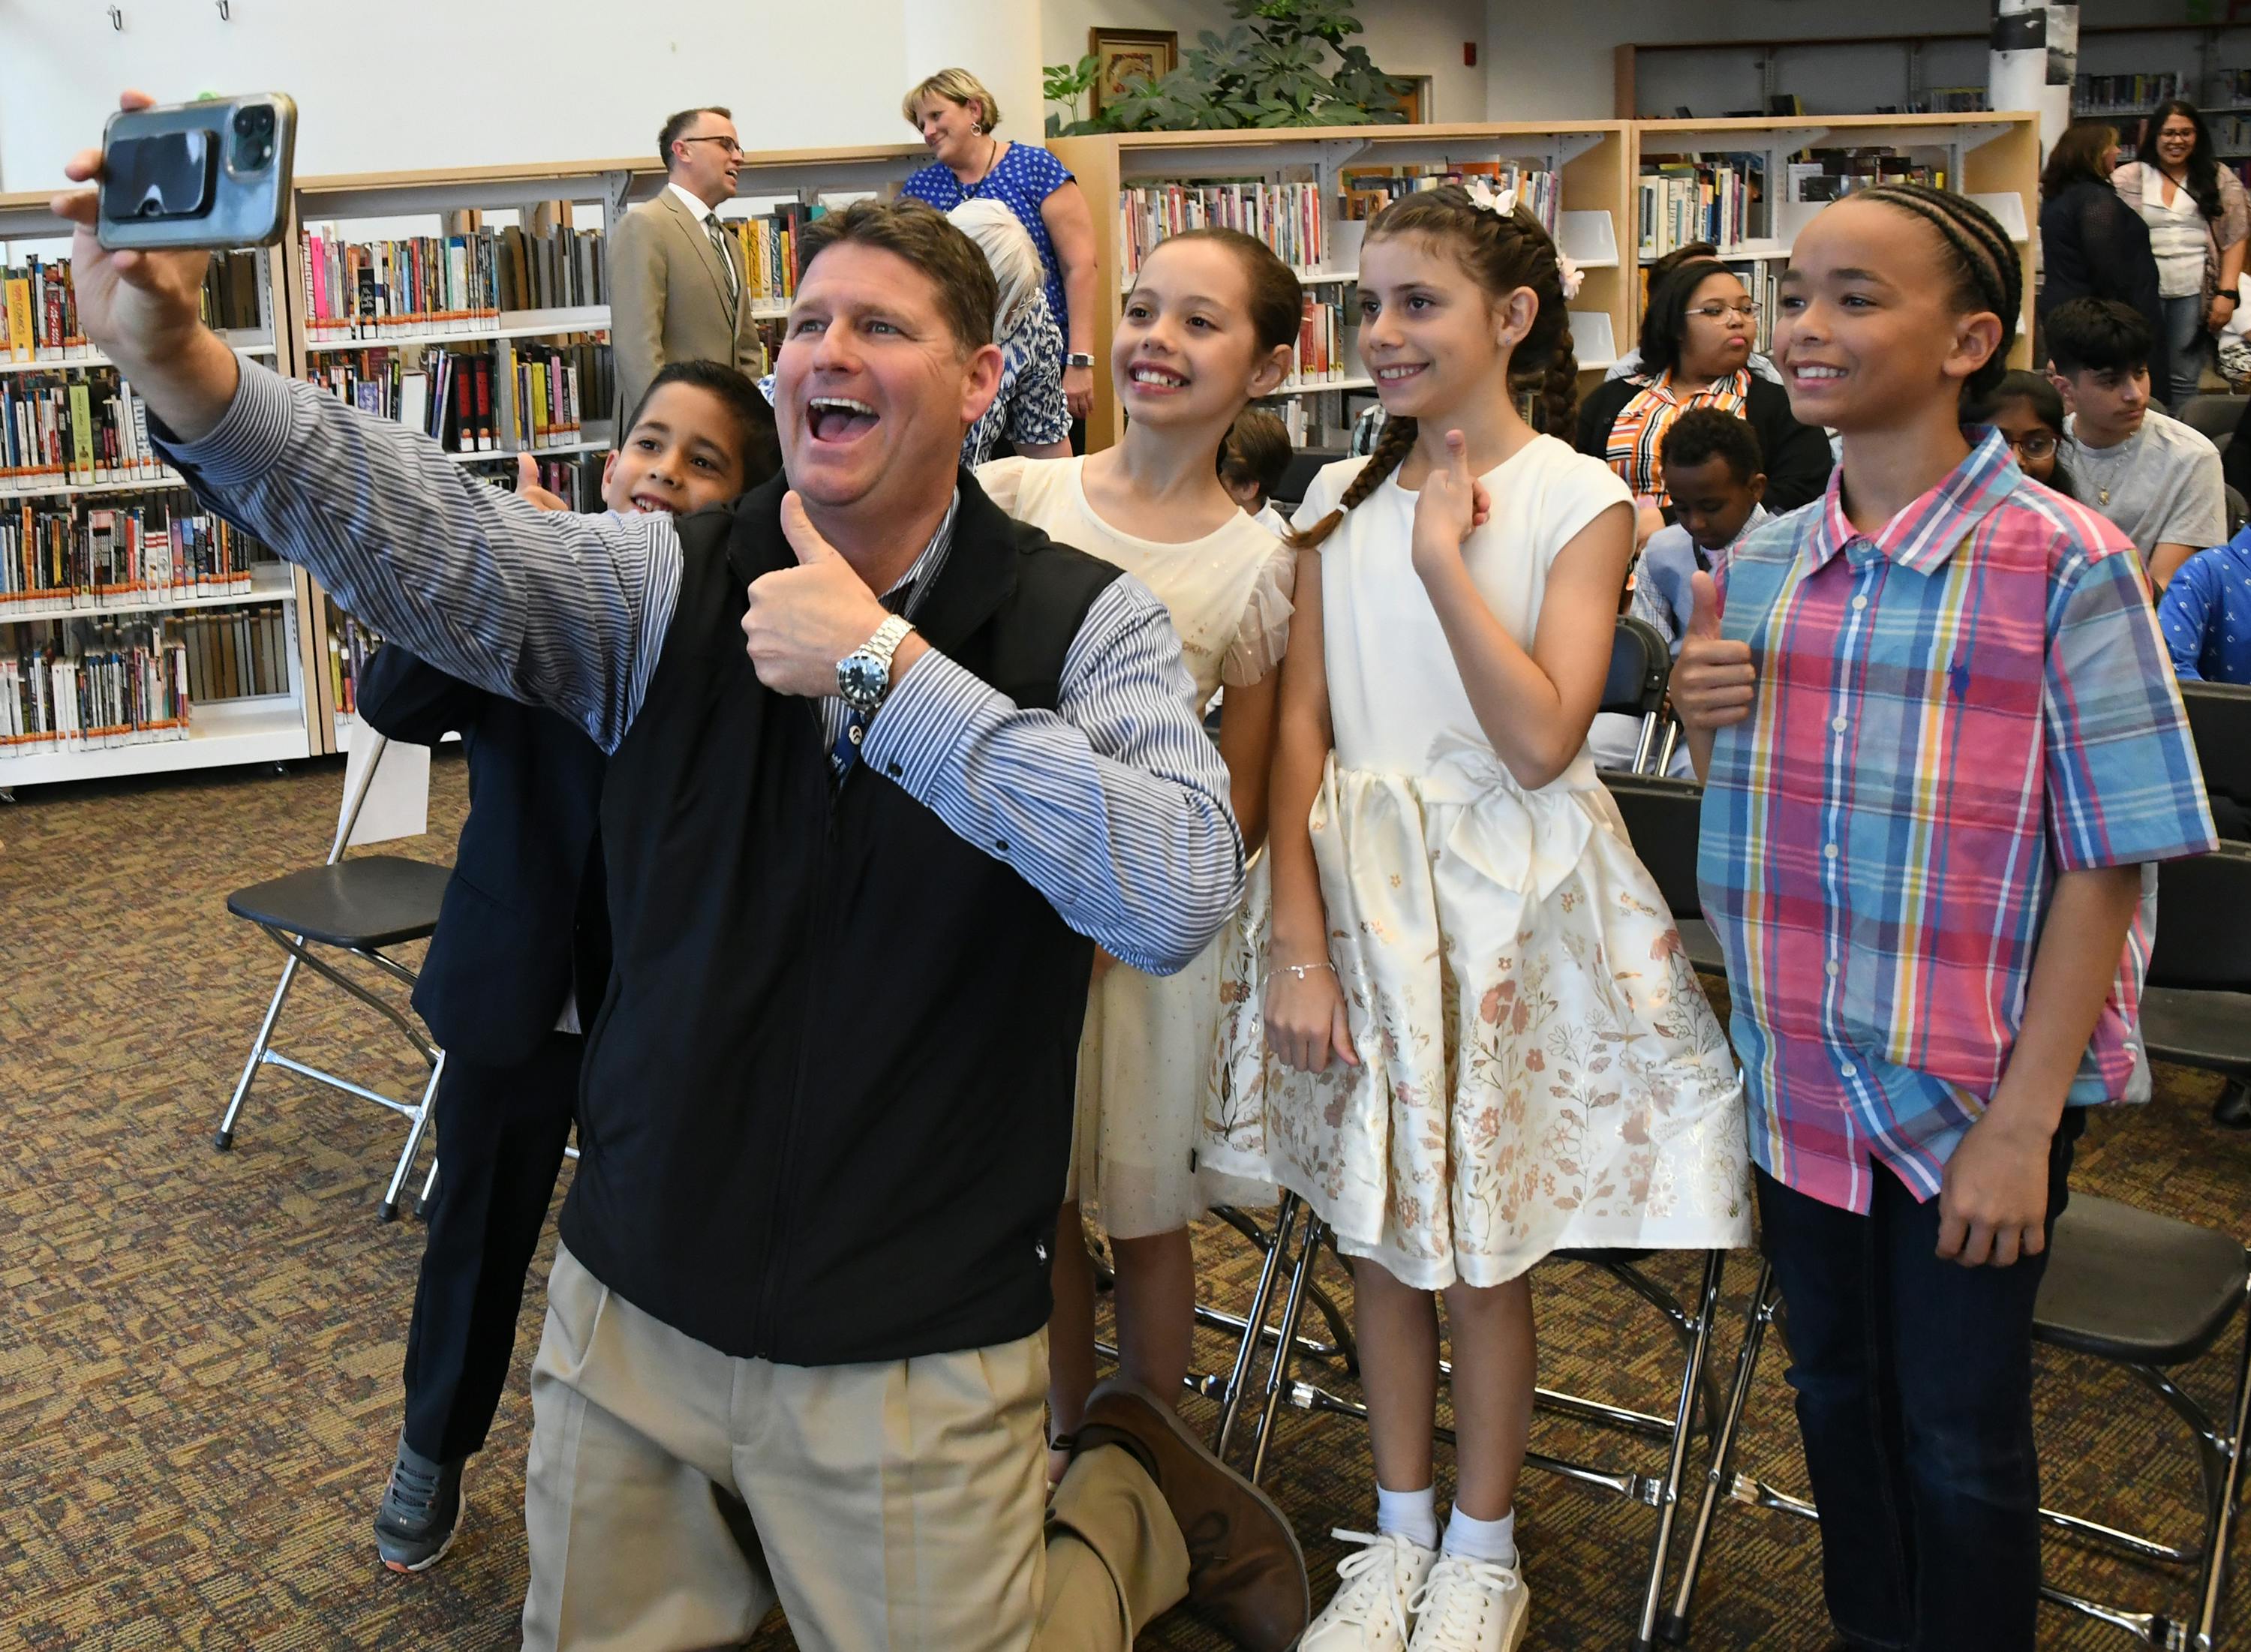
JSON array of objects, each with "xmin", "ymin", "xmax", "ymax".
[{"xmin": 1089, "ymin": 28, "xmax": 1179, "ymax": 114}]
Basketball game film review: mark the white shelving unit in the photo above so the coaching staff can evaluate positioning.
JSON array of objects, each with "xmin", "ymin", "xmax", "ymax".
[{"xmin": 1, "ymin": 188, "xmax": 314, "ymax": 794}]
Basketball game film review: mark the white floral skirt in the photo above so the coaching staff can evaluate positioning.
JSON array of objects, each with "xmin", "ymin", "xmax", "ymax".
[{"xmin": 1204, "ymin": 754, "xmax": 1752, "ymax": 1290}]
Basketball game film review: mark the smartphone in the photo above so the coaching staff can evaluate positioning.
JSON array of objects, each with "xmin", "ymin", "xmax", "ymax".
[{"xmin": 98, "ymin": 95, "xmax": 296, "ymax": 251}]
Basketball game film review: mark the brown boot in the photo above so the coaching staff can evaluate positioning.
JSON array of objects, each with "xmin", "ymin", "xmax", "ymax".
[{"xmin": 1071, "ymin": 1378, "xmax": 1310, "ymax": 1652}]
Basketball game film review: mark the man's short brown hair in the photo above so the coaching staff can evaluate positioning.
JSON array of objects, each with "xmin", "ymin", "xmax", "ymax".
[
  {"xmin": 793, "ymin": 200, "xmax": 997, "ymax": 357},
  {"xmin": 657, "ymin": 106, "xmax": 732, "ymax": 170}
]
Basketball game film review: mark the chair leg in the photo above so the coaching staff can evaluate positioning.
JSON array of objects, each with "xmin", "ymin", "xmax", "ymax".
[
  {"xmin": 415, "ymin": 1155, "xmax": 440, "ymax": 1221},
  {"xmin": 1633, "ymin": 1251, "xmax": 1727, "ymax": 1651},
  {"xmin": 215, "ymin": 951, "xmax": 302, "ymax": 1151},
  {"xmin": 2196, "ymin": 1272, "xmax": 2251, "ymax": 1650},
  {"xmin": 1213, "ymin": 1192, "xmax": 1303, "ymax": 1461},
  {"xmin": 379, "ymin": 1051, "xmax": 446, "ymax": 1224},
  {"xmin": 1247, "ymin": 1212, "xmax": 1329, "ymax": 1487},
  {"xmin": 1662, "ymin": 1259, "xmax": 1778, "ymax": 1646}
]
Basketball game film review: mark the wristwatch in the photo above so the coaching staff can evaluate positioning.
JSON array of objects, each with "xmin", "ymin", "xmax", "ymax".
[
  {"xmin": 1065, "ymin": 351, "xmax": 1095, "ymax": 369},
  {"xmin": 837, "ymin": 614, "xmax": 915, "ymax": 716}
]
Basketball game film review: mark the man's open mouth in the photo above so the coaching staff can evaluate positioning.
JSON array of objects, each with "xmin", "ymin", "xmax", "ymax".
[{"xmin": 807, "ymin": 396, "xmax": 881, "ymax": 443}]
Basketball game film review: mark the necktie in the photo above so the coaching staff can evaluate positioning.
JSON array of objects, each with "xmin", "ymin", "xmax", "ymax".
[{"xmin": 706, "ymin": 215, "xmax": 741, "ymax": 311}]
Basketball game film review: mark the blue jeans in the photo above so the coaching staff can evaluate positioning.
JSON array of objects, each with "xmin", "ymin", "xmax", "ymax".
[
  {"xmin": 1754, "ymin": 1112, "xmax": 2082, "ymax": 1652},
  {"xmin": 2162, "ymin": 293, "xmax": 2207, "ymax": 408}
]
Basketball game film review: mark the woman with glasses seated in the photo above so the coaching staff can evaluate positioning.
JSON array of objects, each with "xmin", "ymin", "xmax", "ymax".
[
  {"xmin": 1970, "ymin": 370, "xmax": 2078, "ymax": 500},
  {"xmin": 1575, "ymin": 257, "xmax": 1833, "ymax": 523}
]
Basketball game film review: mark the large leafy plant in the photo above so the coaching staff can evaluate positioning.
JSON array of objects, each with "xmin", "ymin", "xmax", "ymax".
[{"xmin": 1047, "ymin": 0, "xmax": 1413, "ymax": 136}]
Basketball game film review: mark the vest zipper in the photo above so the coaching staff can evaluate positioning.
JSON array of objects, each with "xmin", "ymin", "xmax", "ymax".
[{"xmin": 749, "ymin": 767, "xmax": 846, "ymax": 1358}]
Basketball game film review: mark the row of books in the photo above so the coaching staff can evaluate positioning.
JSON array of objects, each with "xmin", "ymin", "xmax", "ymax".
[
  {"xmin": 2210, "ymin": 114, "xmax": 2251, "ymax": 156},
  {"xmin": 1721, "ymin": 260, "xmax": 1781, "ymax": 356},
  {"xmin": 5, "ymin": 256, "xmax": 268, "ymax": 362},
  {"xmin": 2073, "ymin": 73, "xmax": 2181, "ymax": 116},
  {"xmin": 308, "ymin": 338, "xmax": 610, "ymax": 454},
  {"xmin": 722, "ymin": 204, "xmax": 819, "ymax": 305},
  {"xmin": 326, "ymin": 605, "xmax": 380, "ymax": 719},
  {"xmin": 302, "ymin": 223, "xmax": 609, "ymax": 340},
  {"xmin": 177, "ymin": 603, "xmax": 293, "ymax": 704},
  {"xmin": 2, "ymin": 500, "xmax": 273, "ymax": 613},
  {"xmin": 1119, "ymin": 182, "xmax": 1327, "ymax": 278},
  {"xmin": 1284, "ymin": 295, "xmax": 1353, "ymax": 389},
  {"xmin": 1916, "ymin": 87, "xmax": 1991, "ymax": 115},
  {"xmin": 0, "ymin": 618, "xmax": 191, "ymax": 749},
  {"xmin": 1638, "ymin": 156, "xmax": 1767, "ymax": 258},
  {"xmin": 1, "ymin": 371, "xmax": 167, "ymax": 493},
  {"xmin": 1340, "ymin": 161, "xmax": 1559, "ymax": 235}
]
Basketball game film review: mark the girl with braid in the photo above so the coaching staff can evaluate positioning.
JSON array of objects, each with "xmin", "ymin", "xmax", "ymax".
[
  {"xmin": 1207, "ymin": 185, "xmax": 1750, "ymax": 1652},
  {"xmin": 1672, "ymin": 187, "xmax": 2213, "ymax": 1650}
]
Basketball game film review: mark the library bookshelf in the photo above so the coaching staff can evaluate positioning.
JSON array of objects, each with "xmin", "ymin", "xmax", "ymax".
[
  {"xmin": 1628, "ymin": 113, "xmax": 2038, "ymax": 371},
  {"xmin": 282, "ymin": 144, "xmax": 924, "ymax": 758},
  {"xmin": 1052, "ymin": 122, "xmax": 1633, "ymax": 455},
  {"xmin": 0, "ymin": 187, "xmax": 313, "ymax": 794}
]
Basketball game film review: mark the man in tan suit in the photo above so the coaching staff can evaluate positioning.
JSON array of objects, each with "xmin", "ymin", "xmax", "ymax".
[{"xmin": 608, "ymin": 106, "xmax": 758, "ymax": 429}]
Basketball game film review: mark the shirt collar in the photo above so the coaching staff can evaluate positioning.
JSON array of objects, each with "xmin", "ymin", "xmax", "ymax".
[
  {"xmin": 667, "ymin": 181, "xmax": 720, "ymax": 224},
  {"xmin": 1804, "ymin": 425, "xmax": 2021, "ymax": 574},
  {"xmin": 880, "ymin": 491, "xmax": 960, "ymax": 620}
]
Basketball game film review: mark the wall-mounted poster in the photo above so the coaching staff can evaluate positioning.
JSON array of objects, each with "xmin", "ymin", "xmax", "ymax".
[{"xmin": 1090, "ymin": 29, "xmax": 1179, "ymax": 115}]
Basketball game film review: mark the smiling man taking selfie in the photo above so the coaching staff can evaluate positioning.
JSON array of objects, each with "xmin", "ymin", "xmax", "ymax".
[{"xmin": 57, "ymin": 92, "xmax": 1308, "ymax": 1652}]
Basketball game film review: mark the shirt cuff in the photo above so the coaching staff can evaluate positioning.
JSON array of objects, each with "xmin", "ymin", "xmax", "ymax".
[
  {"xmin": 151, "ymin": 357, "xmax": 297, "ymax": 487},
  {"xmin": 858, "ymin": 647, "xmax": 1008, "ymax": 797}
]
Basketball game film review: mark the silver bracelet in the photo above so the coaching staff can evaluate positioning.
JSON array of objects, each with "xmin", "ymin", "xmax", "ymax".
[{"xmin": 1279, "ymin": 961, "xmax": 1335, "ymax": 981}]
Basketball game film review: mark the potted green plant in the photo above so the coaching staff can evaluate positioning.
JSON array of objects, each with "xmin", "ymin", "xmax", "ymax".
[{"xmin": 1047, "ymin": 0, "xmax": 1414, "ymax": 136}]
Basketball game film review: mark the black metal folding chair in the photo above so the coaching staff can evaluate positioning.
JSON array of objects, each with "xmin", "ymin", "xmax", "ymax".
[
  {"xmin": 1604, "ymin": 614, "xmax": 1676, "ymax": 776},
  {"xmin": 212, "ymin": 731, "xmax": 451, "ymax": 1221}
]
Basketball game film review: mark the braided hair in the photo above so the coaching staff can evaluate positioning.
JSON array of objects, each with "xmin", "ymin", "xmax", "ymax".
[
  {"xmin": 1294, "ymin": 185, "xmax": 1578, "ymax": 551},
  {"xmin": 1853, "ymin": 183, "xmax": 2021, "ymax": 403}
]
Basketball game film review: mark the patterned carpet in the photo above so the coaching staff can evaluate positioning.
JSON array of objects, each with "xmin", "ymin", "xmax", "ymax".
[{"xmin": 3, "ymin": 751, "xmax": 2248, "ymax": 1650}]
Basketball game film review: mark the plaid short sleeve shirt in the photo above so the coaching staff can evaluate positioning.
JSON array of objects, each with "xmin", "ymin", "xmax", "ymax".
[{"xmin": 1699, "ymin": 428, "xmax": 2216, "ymax": 1212}]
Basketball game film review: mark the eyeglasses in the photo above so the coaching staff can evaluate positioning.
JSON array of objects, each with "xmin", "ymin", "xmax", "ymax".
[
  {"xmin": 2005, "ymin": 432, "xmax": 2058, "ymax": 460},
  {"xmin": 1690, "ymin": 301, "xmax": 1760, "ymax": 322},
  {"xmin": 678, "ymin": 136, "xmax": 744, "ymax": 157}
]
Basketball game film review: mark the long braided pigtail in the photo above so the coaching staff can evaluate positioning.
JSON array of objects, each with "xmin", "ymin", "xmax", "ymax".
[{"xmin": 1290, "ymin": 413, "xmax": 1419, "ymax": 550}]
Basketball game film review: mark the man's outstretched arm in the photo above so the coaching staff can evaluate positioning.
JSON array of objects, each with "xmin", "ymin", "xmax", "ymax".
[{"xmin": 53, "ymin": 93, "xmax": 673, "ymax": 752}]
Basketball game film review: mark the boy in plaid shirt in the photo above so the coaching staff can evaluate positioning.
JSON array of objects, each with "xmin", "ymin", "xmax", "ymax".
[{"xmin": 1673, "ymin": 187, "xmax": 2215, "ymax": 1650}]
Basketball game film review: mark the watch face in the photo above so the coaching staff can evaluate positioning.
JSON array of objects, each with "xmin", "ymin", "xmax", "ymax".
[{"xmin": 837, "ymin": 650, "xmax": 886, "ymax": 711}]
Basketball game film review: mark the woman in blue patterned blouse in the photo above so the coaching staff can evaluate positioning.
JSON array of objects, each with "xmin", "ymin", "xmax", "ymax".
[
  {"xmin": 901, "ymin": 68, "xmax": 1100, "ymax": 422},
  {"xmin": 947, "ymin": 200, "xmax": 1074, "ymax": 467}
]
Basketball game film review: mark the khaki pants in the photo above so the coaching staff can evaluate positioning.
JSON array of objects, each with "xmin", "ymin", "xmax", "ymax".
[{"xmin": 521, "ymin": 1245, "xmax": 1191, "ymax": 1651}]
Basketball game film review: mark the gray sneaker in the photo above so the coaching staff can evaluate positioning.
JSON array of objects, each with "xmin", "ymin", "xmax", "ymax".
[{"xmin": 373, "ymin": 1437, "xmax": 464, "ymax": 1572}]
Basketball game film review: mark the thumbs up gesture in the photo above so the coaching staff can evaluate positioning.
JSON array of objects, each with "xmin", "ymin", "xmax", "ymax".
[
  {"xmin": 1669, "ymin": 570, "xmax": 1755, "ymax": 732},
  {"xmin": 515, "ymin": 454, "xmax": 573, "ymax": 513},
  {"xmin": 1410, "ymin": 429, "xmax": 1493, "ymax": 584},
  {"xmin": 740, "ymin": 491, "xmax": 890, "ymax": 696}
]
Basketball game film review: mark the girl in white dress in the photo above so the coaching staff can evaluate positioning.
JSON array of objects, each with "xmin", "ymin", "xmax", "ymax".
[
  {"xmin": 976, "ymin": 227, "xmax": 1303, "ymax": 1485},
  {"xmin": 1206, "ymin": 187, "xmax": 1751, "ymax": 1651}
]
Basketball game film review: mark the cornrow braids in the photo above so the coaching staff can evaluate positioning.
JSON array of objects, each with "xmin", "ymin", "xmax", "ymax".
[
  {"xmin": 1289, "ymin": 183, "xmax": 1575, "ymax": 549},
  {"xmin": 1856, "ymin": 183, "xmax": 2021, "ymax": 401},
  {"xmin": 1291, "ymin": 414, "xmax": 1418, "ymax": 550}
]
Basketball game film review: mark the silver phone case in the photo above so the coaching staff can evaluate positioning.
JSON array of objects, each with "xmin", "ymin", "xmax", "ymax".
[{"xmin": 98, "ymin": 94, "xmax": 297, "ymax": 251}]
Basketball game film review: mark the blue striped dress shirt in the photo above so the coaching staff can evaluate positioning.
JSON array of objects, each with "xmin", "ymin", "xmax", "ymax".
[{"xmin": 154, "ymin": 362, "xmax": 1243, "ymax": 975}]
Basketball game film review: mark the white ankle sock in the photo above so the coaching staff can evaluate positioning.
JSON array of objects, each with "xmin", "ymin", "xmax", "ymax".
[
  {"xmin": 1375, "ymin": 1482, "xmax": 1438, "ymax": 1550},
  {"xmin": 1442, "ymin": 1507, "xmax": 1517, "ymax": 1566}
]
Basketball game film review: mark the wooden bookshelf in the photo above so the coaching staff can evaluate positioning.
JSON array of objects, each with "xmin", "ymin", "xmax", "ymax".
[
  {"xmin": 1628, "ymin": 113, "xmax": 2038, "ymax": 371},
  {"xmin": 0, "ymin": 188, "xmax": 315, "ymax": 794},
  {"xmin": 1052, "ymin": 122, "xmax": 1633, "ymax": 454}
]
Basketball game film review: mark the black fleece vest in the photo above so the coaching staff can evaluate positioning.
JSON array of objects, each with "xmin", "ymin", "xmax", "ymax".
[{"xmin": 558, "ymin": 473, "xmax": 1122, "ymax": 1364}]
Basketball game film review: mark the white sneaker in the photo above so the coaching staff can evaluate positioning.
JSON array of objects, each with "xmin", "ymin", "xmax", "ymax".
[
  {"xmin": 1404, "ymin": 1551, "xmax": 1529, "ymax": 1652},
  {"xmin": 1298, "ymin": 1528, "xmax": 1438, "ymax": 1650}
]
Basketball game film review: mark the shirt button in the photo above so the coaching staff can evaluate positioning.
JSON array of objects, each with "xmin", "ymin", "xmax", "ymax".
[
  {"xmin": 1826, "ymin": 960, "xmax": 1839, "ymax": 978},
  {"xmin": 1851, "ymin": 595, "xmax": 1868, "ymax": 611},
  {"xmin": 886, "ymin": 761, "xmax": 901, "ymax": 777},
  {"xmin": 1824, "ymin": 843, "xmax": 1839, "ymax": 858},
  {"xmin": 847, "ymin": 723, "xmax": 864, "ymax": 745},
  {"xmin": 1840, "ymin": 1062, "xmax": 1856, "ymax": 1078},
  {"xmin": 1830, "ymin": 716, "xmax": 1847, "ymax": 734}
]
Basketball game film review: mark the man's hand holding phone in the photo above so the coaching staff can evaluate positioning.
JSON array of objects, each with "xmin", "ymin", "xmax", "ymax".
[{"xmin": 52, "ymin": 92, "xmax": 245, "ymax": 443}]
